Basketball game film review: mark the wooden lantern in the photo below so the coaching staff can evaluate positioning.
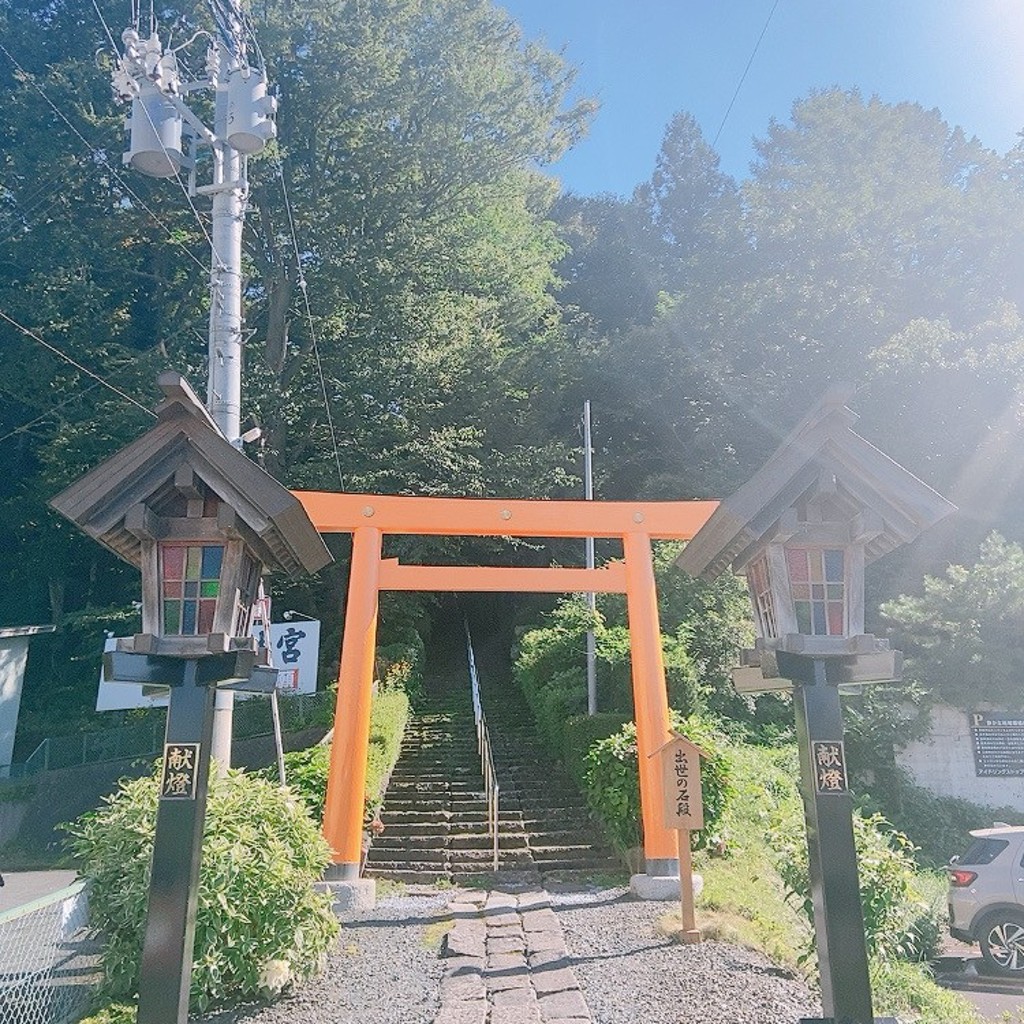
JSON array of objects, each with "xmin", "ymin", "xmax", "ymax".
[
  {"xmin": 677, "ymin": 387, "xmax": 955, "ymax": 691},
  {"xmin": 50, "ymin": 372, "xmax": 331, "ymax": 659}
]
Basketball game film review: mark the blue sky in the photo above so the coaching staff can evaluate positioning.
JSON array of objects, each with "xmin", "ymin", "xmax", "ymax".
[{"xmin": 498, "ymin": 0, "xmax": 1024, "ymax": 197}]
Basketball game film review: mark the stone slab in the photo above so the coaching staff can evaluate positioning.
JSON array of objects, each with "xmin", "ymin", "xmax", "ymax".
[
  {"xmin": 492, "ymin": 986, "xmax": 539, "ymax": 1008},
  {"xmin": 488, "ymin": 951, "xmax": 529, "ymax": 972},
  {"xmin": 431, "ymin": 1003, "xmax": 487, "ymax": 1024},
  {"xmin": 446, "ymin": 920, "xmax": 487, "ymax": 958},
  {"xmin": 440, "ymin": 971, "xmax": 486, "ymax": 1002},
  {"xmin": 491, "ymin": 1006, "xmax": 543, "ymax": 1024},
  {"xmin": 537, "ymin": 989, "xmax": 590, "ymax": 1021},
  {"xmin": 450, "ymin": 901, "xmax": 483, "ymax": 918},
  {"xmin": 521, "ymin": 908, "xmax": 560, "ymax": 933},
  {"xmin": 525, "ymin": 929, "xmax": 565, "ymax": 954},
  {"xmin": 442, "ymin": 955, "xmax": 485, "ymax": 978},
  {"xmin": 486, "ymin": 967, "xmax": 533, "ymax": 994},
  {"xmin": 488, "ymin": 934, "xmax": 527, "ymax": 954},
  {"xmin": 487, "ymin": 918, "xmax": 525, "ymax": 934},
  {"xmin": 516, "ymin": 892, "xmax": 551, "ymax": 913},
  {"xmin": 530, "ymin": 966, "xmax": 580, "ymax": 995},
  {"xmin": 528, "ymin": 950, "xmax": 570, "ymax": 970}
]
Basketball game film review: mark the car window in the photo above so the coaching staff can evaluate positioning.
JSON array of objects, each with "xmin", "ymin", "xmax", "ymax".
[{"xmin": 957, "ymin": 837, "xmax": 1010, "ymax": 865}]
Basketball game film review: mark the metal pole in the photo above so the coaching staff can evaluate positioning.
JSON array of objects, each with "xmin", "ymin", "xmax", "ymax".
[
  {"xmin": 208, "ymin": 44, "xmax": 248, "ymax": 775},
  {"xmin": 584, "ymin": 400, "xmax": 597, "ymax": 715},
  {"xmin": 270, "ymin": 689, "xmax": 287, "ymax": 786}
]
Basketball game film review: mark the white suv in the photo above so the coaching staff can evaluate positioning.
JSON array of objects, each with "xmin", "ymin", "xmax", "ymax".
[{"xmin": 948, "ymin": 825, "xmax": 1024, "ymax": 975}]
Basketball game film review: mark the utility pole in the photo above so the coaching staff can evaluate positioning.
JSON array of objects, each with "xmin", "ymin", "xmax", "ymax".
[
  {"xmin": 583, "ymin": 400, "xmax": 597, "ymax": 715},
  {"xmin": 113, "ymin": 1, "xmax": 277, "ymax": 772}
]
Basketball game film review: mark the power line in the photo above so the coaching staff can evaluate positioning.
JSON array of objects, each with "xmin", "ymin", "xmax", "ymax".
[
  {"xmin": 712, "ymin": 0, "xmax": 781, "ymax": 150},
  {"xmin": 0, "ymin": 309, "xmax": 156, "ymax": 417},
  {"xmin": 276, "ymin": 160, "xmax": 345, "ymax": 489}
]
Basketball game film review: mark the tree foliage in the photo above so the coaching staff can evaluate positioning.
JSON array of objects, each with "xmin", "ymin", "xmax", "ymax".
[{"xmin": 880, "ymin": 532, "xmax": 1024, "ymax": 709}]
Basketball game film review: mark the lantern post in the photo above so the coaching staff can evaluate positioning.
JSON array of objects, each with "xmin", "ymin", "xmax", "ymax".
[
  {"xmin": 50, "ymin": 372, "xmax": 331, "ymax": 1024},
  {"xmin": 676, "ymin": 388, "xmax": 954, "ymax": 1024}
]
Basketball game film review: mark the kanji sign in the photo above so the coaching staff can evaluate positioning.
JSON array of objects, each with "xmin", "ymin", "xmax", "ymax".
[
  {"xmin": 659, "ymin": 736, "xmax": 704, "ymax": 830},
  {"xmin": 160, "ymin": 743, "xmax": 200, "ymax": 800},
  {"xmin": 812, "ymin": 740, "xmax": 849, "ymax": 794},
  {"xmin": 97, "ymin": 621, "xmax": 321, "ymax": 709}
]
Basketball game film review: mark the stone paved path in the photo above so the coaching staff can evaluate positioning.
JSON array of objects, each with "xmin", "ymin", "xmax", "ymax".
[{"xmin": 434, "ymin": 889, "xmax": 591, "ymax": 1024}]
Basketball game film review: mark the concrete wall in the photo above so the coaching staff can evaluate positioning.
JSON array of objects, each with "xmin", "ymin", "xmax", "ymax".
[{"xmin": 897, "ymin": 703, "xmax": 1024, "ymax": 811}]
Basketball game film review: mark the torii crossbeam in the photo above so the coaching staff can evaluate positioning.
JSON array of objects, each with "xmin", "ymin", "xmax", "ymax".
[{"xmin": 293, "ymin": 491, "xmax": 718, "ymax": 882}]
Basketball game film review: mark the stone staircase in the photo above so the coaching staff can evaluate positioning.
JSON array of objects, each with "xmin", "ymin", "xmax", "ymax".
[{"xmin": 364, "ymin": 655, "xmax": 621, "ymax": 886}]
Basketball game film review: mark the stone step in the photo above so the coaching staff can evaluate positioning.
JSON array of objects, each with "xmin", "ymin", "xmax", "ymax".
[
  {"xmin": 380, "ymin": 820, "xmax": 527, "ymax": 837},
  {"xmin": 449, "ymin": 855, "xmax": 535, "ymax": 872},
  {"xmin": 366, "ymin": 849, "xmax": 446, "ymax": 865},
  {"xmin": 364, "ymin": 867, "xmax": 449, "ymax": 883},
  {"xmin": 364, "ymin": 858, "xmax": 448, "ymax": 873}
]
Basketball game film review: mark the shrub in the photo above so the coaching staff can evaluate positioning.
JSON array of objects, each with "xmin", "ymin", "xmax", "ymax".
[
  {"xmin": 771, "ymin": 807, "xmax": 942, "ymax": 964},
  {"xmin": 376, "ymin": 634, "xmax": 426, "ymax": 704},
  {"xmin": 583, "ymin": 713, "xmax": 733, "ymax": 855},
  {"xmin": 65, "ymin": 768, "xmax": 339, "ymax": 1013},
  {"xmin": 259, "ymin": 688, "xmax": 410, "ymax": 823},
  {"xmin": 364, "ymin": 689, "xmax": 411, "ymax": 819},
  {"xmin": 562, "ymin": 712, "xmax": 630, "ymax": 789},
  {"xmin": 857, "ymin": 766, "xmax": 1021, "ymax": 868},
  {"xmin": 513, "ymin": 596, "xmax": 703, "ymax": 754}
]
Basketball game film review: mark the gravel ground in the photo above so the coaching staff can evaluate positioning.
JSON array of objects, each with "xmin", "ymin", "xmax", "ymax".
[
  {"xmin": 197, "ymin": 890, "xmax": 450, "ymax": 1024},
  {"xmin": 197, "ymin": 885, "xmax": 820, "ymax": 1024},
  {"xmin": 551, "ymin": 887, "xmax": 822, "ymax": 1024}
]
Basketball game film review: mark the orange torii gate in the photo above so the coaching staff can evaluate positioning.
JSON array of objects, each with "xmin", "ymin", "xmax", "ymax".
[{"xmin": 293, "ymin": 491, "xmax": 718, "ymax": 882}]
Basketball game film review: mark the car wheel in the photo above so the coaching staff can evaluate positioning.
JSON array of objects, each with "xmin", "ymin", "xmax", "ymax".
[{"xmin": 979, "ymin": 911, "xmax": 1024, "ymax": 975}]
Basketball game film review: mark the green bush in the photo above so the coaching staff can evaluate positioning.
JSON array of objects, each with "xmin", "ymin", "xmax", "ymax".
[
  {"xmin": 376, "ymin": 634, "xmax": 426, "ymax": 704},
  {"xmin": 65, "ymin": 768, "xmax": 339, "ymax": 1013},
  {"xmin": 857, "ymin": 766, "xmax": 1021, "ymax": 868},
  {"xmin": 562, "ymin": 712, "xmax": 630, "ymax": 789},
  {"xmin": 583, "ymin": 713, "xmax": 733, "ymax": 854},
  {"xmin": 271, "ymin": 743, "xmax": 332, "ymax": 820},
  {"xmin": 364, "ymin": 688, "xmax": 411, "ymax": 818},
  {"xmin": 260, "ymin": 688, "xmax": 410, "ymax": 823},
  {"xmin": 771, "ymin": 807, "xmax": 942, "ymax": 964},
  {"xmin": 513, "ymin": 596, "xmax": 703, "ymax": 754},
  {"xmin": 870, "ymin": 960, "xmax": 978, "ymax": 1024}
]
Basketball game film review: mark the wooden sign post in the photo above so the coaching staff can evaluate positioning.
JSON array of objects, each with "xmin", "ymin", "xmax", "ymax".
[{"xmin": 651, "ymin": 732, "xmax": 706, "ymax": 944}]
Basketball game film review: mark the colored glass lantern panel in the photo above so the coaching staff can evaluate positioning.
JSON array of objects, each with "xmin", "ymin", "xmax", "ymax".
[
  {"xmin": 198, "ymin": 599, "xmax": 216, "ymax": 634},
  {"xmin": 159, "ymin": 542, "xmax": 225, "ymax": 636},
  {"xmin": 201, "ymin": 546, "xmax": 223, "ymax": 578},
  {"xmin": 788, "ymin": 548, "xmax": 846, "ymax": 637}
]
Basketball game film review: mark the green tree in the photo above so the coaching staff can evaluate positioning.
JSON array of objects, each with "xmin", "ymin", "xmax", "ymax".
[{"xmin": 880, "ymin": 532, "xmax": 1024, "ymax": 709}]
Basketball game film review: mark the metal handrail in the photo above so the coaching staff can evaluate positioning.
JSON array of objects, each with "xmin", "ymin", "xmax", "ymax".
[{"xmin": 464, "ymin": 621, "xmax": 499, "ymax": 871}]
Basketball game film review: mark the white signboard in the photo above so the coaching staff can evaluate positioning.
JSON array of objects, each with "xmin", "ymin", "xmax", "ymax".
[{"xmin": 96, "ymin": 620, "xmax": 321, "ymax": 711}]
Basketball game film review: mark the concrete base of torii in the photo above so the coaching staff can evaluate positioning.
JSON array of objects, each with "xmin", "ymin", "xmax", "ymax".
[{"xmin": 630, "ymin": 871, "xmax": 704, "ymax": 901}]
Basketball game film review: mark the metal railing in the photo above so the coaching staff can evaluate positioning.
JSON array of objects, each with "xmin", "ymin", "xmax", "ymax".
[
  {"xmin": 465, "ymin": 622, "xmax": 500, "ymax": 871},
  {"xmin": 0, "ymin": 880, "xmax": 95, "ymax": 1024},
  {"xmin": 1, "ymin": 690, "xmax": 334, "ymax": 780}
]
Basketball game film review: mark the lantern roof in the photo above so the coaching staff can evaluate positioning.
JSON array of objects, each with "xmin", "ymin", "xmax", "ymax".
[
  {"xmin": 50, "ymin": 372, "xmax": 332, "ymax": 579},
  {"xmin": 676, "ymin": 387, "xmax": 955, "ymax": 581}
]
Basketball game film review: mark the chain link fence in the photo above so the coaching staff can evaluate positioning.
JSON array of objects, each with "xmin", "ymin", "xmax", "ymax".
[
  {"xmin": 2, "ymin": 690, "xmax": 335, "ymax": 780},
  {"xmin": 0, "ymin": 881, "xmax": 96, "ymax": 1024}
]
